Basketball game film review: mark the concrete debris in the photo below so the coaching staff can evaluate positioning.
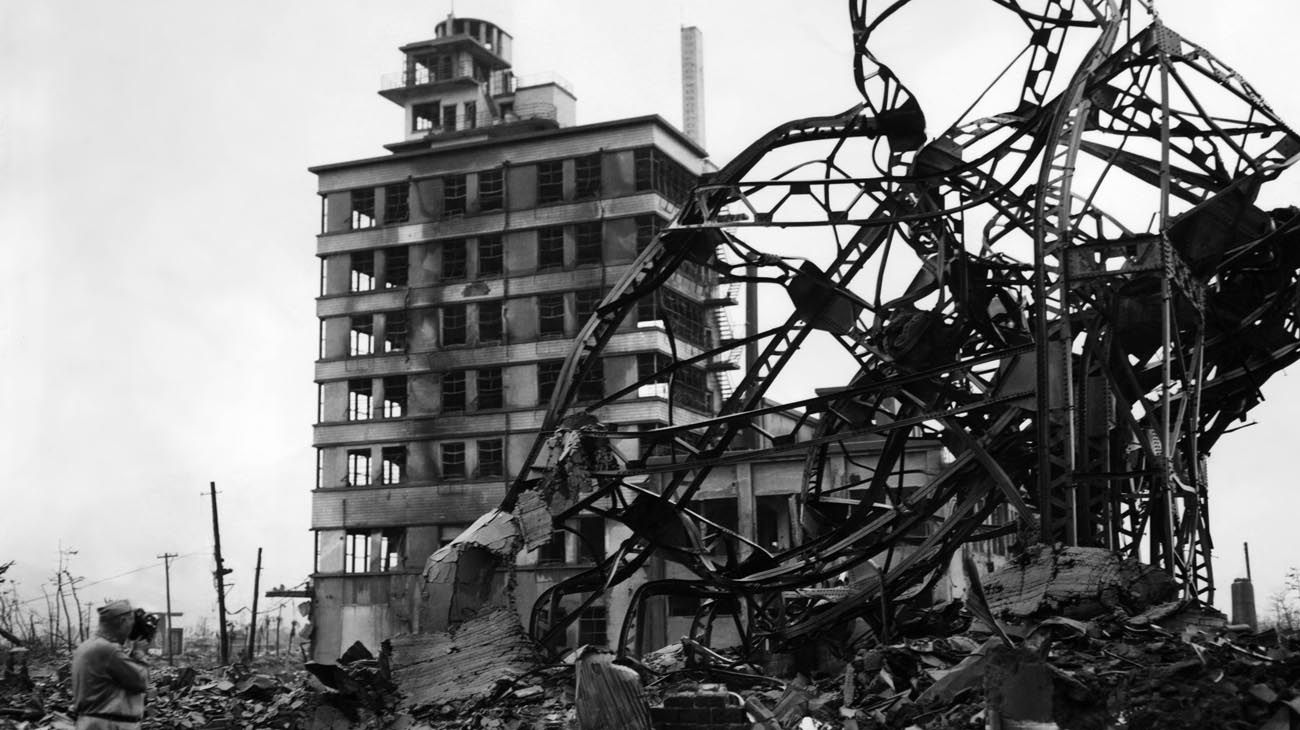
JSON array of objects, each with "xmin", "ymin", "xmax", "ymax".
[
  {"xmin": 980, "ymin": 545, "xmax": 1178, "ymax": 623},
  {"xmin": 573, "ymin": 648, "xmax": 652, "ymax": 730}
]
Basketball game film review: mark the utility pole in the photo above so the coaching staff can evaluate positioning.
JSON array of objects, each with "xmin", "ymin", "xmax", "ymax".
[
  {"xmin": 246, "ymin": 547, "xmax": 262, "ymax": 662},
  {"xmin": 157, "ymin": 553, "xmax": 177, "ymax": 664},
  {"xmin": 208, "ymin": 482, "xmax": 232, "ymax": 665},
  {"xmin": 275, "ymin": 609, "xmax": 283, "ymax": 656}
]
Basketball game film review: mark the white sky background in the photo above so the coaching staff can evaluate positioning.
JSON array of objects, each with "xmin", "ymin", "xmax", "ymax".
[{"xmin": 1, "ymin": 0, "xmax": 1297, "ymax": 636}]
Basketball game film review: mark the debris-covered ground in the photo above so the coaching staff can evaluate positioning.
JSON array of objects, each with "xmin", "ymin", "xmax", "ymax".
[{"xmin": 5, "ymin": 602, "xmax": 1300, "ymax": 729}]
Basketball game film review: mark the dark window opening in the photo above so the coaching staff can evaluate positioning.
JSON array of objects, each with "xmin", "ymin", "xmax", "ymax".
[
  {"xmin": 382, "ymin": 376, "xmax": 406, "ymax": 418},
  {"xmin": 442, "ymin": 371, "xmax": 466, "ymax": 412},
  {"xmin": 441, "ymin": 104, "xmax": 457, "ymax": 133},
  {"xmin": 463, "ymin": 101, "xmax": 477, "ymax": 129},
  {"xmin": 577, "ymin": 605, "xmax": 607, "ymax": 646},
  {"xmin": 577, "ymin": 516, "xmax": 605, "ymax": 563},
  {"xmin": 575, "ymin": 288, "xmax": 603, "ymax": 325},
  {"xmin": 384, "ymin": 182, "xmax": 409, "ymax": 225},
  {"xmin": 350, "ymin": 315, "xmax": 375, "ymax": 356},
  {"xmin": 351, "ymin": 188, "xmax": 376, "ymax": 229},
  {"xmin": 379, "ymin": 528, "xmax": 405, "ymax": 571},
  {"xmin": 346, "ymin": 449, "xmax": 371, "ymax": 487},
  {"xmin": 478, "ymin": 170, "xmax": 504, "ymax": 212},
  {"xmin": 477, "ymin": 438, "xmax": 504, "ymax": 479},
  {"xmin": 633, "ymin": 147, "xmax": 695, "ymax": 205},
  {"xmin": 347, "ymin": 379, "xmax": 372, "ymax": 421},
  {"xmin": 442, "ymin": 239, "xmax": 468, "ymax": 280},
  {"xmin": 383, "ymin": 310, "xmax": 407, "ymax": 353},
  {"xmin": 441, "ymin": 441, "xmax": 466, "ymax": 479},
  {"xmin": 443, "ymin": 175, "xmax": 467, "ymax": 217},
  {"xmin": 668, "ymin": 594, "xmax": 740, "ymax": 617},
  {"xmin": 574, "ymin": 153, "xmax": 602, "ymax": 200},
  {"xmin": 537, "ymin": 227, "xmax": 565, "ymax": 270},
  {"xmin": 537, "ymin": 160, "xmax": 563, "ymax": 204},
  {"xmin": 385, "ymin": 246, "xmax": 409, "ymax": 288},
  {"xmin": 535, "ymin": 530, "xmax": 566, "ymax": 566},
  {"xmin": 476, "ymin": 367, "xmax": 503, "ymax": 410},
  {"xmin": 413, "ymin": 102, "xmax": 440, "ymax": 132},
  {"xmin": 692, "ymin": 498, "xmax": 739, "ymax": 555},
  {"xmin": 639, "ymin": 289, "xmax": 707, "ymax": 347},
  {"xmin": 576, "ymin": 359, "xmax": 604, "ymax": 403},
  {"xmin": 478, "ymin": 300, "xmax": 503, "ymax": 342},
  {"xmin": 350, "ymin": 251, "xmax": 376, "ymax": 292},
  {"xmin": 381, "ymin": 446, "xmax": 405, "ymax": 485},
  {"xmin": 538, "ymin": 293, "xmax": 565, "ymax": 336},
  {"xmin": 537, "ymin": 360, "xmax": 564, "ymax": 404},
  {"xmin": 640, "ymin": 354, "xmax": 709, "ymax": 411},
  {"xmin": 635, "ymin": 215, "xmax": 662, "ymax": 253},
  {"xmin": 442, "ymin": 304, "xmax": 467, "ymax": 346},
  {"xmin": 574, "ymin": 222, "xmax": 603, "ymax": 266},
  {"xmin": 478, "ymin": 235, "xmax": 503, "ymax": 276}
]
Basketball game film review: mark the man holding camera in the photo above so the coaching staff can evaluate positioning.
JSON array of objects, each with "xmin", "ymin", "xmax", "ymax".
[{"xmin": 71, "ymin": 600, "xmax": 150, "ymax": 729}]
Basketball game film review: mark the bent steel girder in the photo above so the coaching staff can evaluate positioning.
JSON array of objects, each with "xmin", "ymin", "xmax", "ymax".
[{"xmin": 490, "ymin": 0, "xmax": 1300, "ymax": 658}]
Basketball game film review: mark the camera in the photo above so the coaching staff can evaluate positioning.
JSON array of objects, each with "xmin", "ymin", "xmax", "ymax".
[{"xmin": 128, "ymin": 609, "xmax": 159, "ymax": 643}]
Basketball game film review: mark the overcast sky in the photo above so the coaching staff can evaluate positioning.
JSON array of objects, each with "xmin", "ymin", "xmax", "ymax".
[{"xmin": 2, "ymin": 0, "xmax": 1297, "ymax": 637}]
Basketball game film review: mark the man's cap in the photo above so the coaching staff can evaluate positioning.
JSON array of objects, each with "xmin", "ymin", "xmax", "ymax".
[{"xmin": 97, "ymin": 600, "xmax": 133, "ymax": 619}]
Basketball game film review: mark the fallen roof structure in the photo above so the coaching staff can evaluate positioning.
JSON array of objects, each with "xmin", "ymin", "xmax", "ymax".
[{"xmin": 416, "ymin": 0, "xmax": 1300, "ymax": 695}]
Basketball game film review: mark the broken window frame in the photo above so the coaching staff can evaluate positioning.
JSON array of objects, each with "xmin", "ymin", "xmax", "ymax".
[
  {"xmin": 537, "ymin": 226, "xmax": 565, "ymax": 270},
  {"xmin": 350, "ymin": 314, "xmax": 375, "ymax": 356},
  {"xmin": 344, "ymin": 530, "xmax": 371, "ymax": 573},
  {"xmin": 633, "ymin": 147, "xmax": 695, "ymax": 205},
  {"xmin": 350, "ymin": 251, "xmax": 376, "ymax": 292},
  {"xmin": 574, "ymin": 153, "xmax": 602, "ymax": 200},
  {"xmin": 383, "ymin": 182, "xmax": 409, "ymax": 225},
  {"xmin": 383, "ymin": 310, "xmax": 407, "ymax": 353},
  {"xmin": 635, "ymin": 214, "xmax": 662, "ymax": 253},
  {"xmin": 346, "ymin": 448, "xmax": 371, "ymax": 487},
  {"xmin": 381, "ymin": 445, "xmax": 405, "ymax": 485},
  {"xmin": 442, "ymin": 239, "xmax": 468, "ymax": 280},
  {"xmin": 379, "ymin": 528, "xmax": 405, "ymax": 571},
  {"xmin": 575, "ymin": 288, "xmax": 604, "ymax": 325},
  {"xmin": 576, "ymin": 358, "xmax": 604, "ymax": 403},
  {"xmin": 538, "ymin": 293, "xmax": 566, "ymax": 337},
  {"xmin": 574, "ymin": 222, "xmax": 603, "ymax": 266},
  {"xmin": 477, "ymin": 235, "xmax": 503, "ymax": 277},
  {"xmin": 442, "ymin": 370, "xmax": 467, "ymax": 412},
  {"xmin": 412, "ymin": 101, "xmax": 440, "ymax": 132},
  {"xmin": 442, "ymin": 304, "xmax": 467, "ymax": 346},
  {"xmin": 442, "ymin": 175, "xmax": 467, "ymax": 217},
  {"xmin": 537, "ymin": 359, "xmax": 563, "ymax": 404},
  {"xmin": 441, "ymin": 441, "xmax": 466, "ymax": 479},
  {"xmin": 382, "ymin": 376, "xmax": 406, "ymax": 418},
  {"xmin": 384, "ymin": 246, "xmax": 409, "ymax": 288},
  {"xmin": 536, "ymin": 160, "xmax": 564, "ymax": 204},
  {"xmin": 347, "ymin": 379, "xmax": 373, "ymax": 421},
  {"xmin": 476, "ymin": 438, "xmax": 504, "ymax": 479},
  {"xmin": 478, "ymin": 170, "xmax": 504, "ymax": 212},
  {"xmin": 350, "ymin": 188, "xmax": 377, "ymax": 229},
  {"xmin": 476, "ymin": 367, "xmax": 503, "ymax": 410}
]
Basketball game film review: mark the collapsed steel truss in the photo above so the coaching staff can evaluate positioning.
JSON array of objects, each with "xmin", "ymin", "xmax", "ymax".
[{"xmin": 500, "ymin": 0, "xmax": 1300, "ymax": 659}]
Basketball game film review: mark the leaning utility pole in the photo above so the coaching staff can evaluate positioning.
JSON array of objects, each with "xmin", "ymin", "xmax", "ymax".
[
  {"xmin": 157, "ymin": 553, "xmax": 177, "ymax": 664},
  {"xmin": 208, "ymin": 482, "xmax": 231, "ymax": 665},
  {"xmin": 246, "ymin": 547, "xmax": 262, "ymax": 662}
]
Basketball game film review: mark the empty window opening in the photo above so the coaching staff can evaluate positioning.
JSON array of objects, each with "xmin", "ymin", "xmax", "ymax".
[
  {"xmin": 577, "ymin": 516, "xmax": 605, "ymax": 562},
  {"xmin": 539, "ymin": 293, "xmax": 566, "ymax": 336},
  {"xmin": 575, "ymin": 288, "xmax": 603, "ymax": 325},
  {"xmin": 463, "ymin": 101, "xmax": 478, "ymax": 129},
  {"xmin": 384, "ymin": 182, "xmax": 409, "ymax": 225},
  {"xmin": 346, "ymin": 448, "xmax": 371, "ymax": 487},
  {"xmin": 537, "ymin": 359, "xmax": 564, "ymax": 404},
  {"xmin": 350, "ymin": 188, "xmax": 376, "ymax": 229},
  {"xmin": 413, "ymin": 102, "xmax": 440, "ymax": 132},
  {"xmin": 537, "ymin": 227, "xmax": 565, "ymax": 270},
  {"xmin": 442, "ymin": 239, "xmax": 468, "ymax": 280},
  {"xmin": 443, "ymin": 175, "xmax": 467, "ymax": 217},
  {"xmin": 383, "ymin": 310, "xmax": 407, "ymax": 353},
  {"xmin": 381, "ymin": 446, "xmax": 405, "ymax": 485},
  {"xmin": 442, "ymin": 305, "xmax": 467, "ymax": 346},
  {"xmin": 574, "ymin": 154, "xmax": 602, "ymax": 200},
  {"xmin": 385, "ymin": 246, "xmax": 409, "ymax": 288},
  {"xmin": 574, "ymin": 222, "xmax": 603, "ymax": 266},
  {"xmin": 379, "ymin": 528, "xmax": 405, "ymax": 571},
  {"xmin": 442, "ymin": 371, "xmax": 467, "ymax": 412},
  {"xmin": 537, "ymin": 160, "xmax": 563, "ymax": 204},
  {"xmin": 350, "ymin": 251, "xmax": 376, "ymax": 292},
  {"xmin": 477, "ymin": 438, "xmax": 504, "ymax": 478},
  {"xmin": 478, "ymin": 170, "xmax": 504, "ymax": 212},
  {"xmin": 441, "ymin": 441, "xmax": 466, "ymax": 479},
  {"xmin": 350, "ymin": 315, "xmax": 375, "ymax": 356},
  {"xmin": 441, "ymin": 104, "xmax": 457, "ymax": 132},
  {"xmin": 477, "ymin": 367, "xmax": 503, "ymax": 410},
  {"xmin": 347, "ymin": 379, "xmax": 373, "ymax": 420},
  {"xmin": 534, "ymin": 530, "xmax": 566, "ymax": 566},
  {"xmin": 478, "ymin": 235, "xmax": 503, "ymax": 276},
  {"xmin": 382, "ymin": 376, "xmax": 406, "ymax": 418},
  {"xmin": 344, "ymin": 531, "xmax": 370, "ymax": 573},
  {"xmin": 478, "ymin": 300, "xmax": 503, "ymax": 342}
]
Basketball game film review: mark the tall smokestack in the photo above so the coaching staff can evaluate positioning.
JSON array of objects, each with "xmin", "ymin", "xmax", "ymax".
[{"xmin": 680, "ymin": 26, "xmax": 705, "ymax": 149}]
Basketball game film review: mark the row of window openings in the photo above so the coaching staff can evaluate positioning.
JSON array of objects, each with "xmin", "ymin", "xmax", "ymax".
[
  {"xmin": 343, "ymin": 439, "xmax": 504, "ymax": 487},
  {"xmin": 337, "ymin": 147, "xmax": 689, "ymax": 232}
]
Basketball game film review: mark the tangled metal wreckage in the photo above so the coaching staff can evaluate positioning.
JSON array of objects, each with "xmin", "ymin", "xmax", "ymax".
[{"xmin": 423, "ymin": 0, "xmax": 1300, "ymax": 675}]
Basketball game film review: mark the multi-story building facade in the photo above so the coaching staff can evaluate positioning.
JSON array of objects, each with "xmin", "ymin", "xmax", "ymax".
[{"xmin": 308, "ymin": 16, "xmax": 721, "ymax": 660}]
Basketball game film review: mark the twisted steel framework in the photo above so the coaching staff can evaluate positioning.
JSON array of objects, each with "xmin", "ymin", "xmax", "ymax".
[{"xmin": 499, "ymin": 0, "xmax": 1300, "ymax": 659}]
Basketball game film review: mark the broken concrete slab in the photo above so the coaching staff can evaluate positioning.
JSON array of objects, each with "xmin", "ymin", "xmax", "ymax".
[{"xmin": 980, "ymin": 545, "xmax": 1177, "ymax": 622}]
